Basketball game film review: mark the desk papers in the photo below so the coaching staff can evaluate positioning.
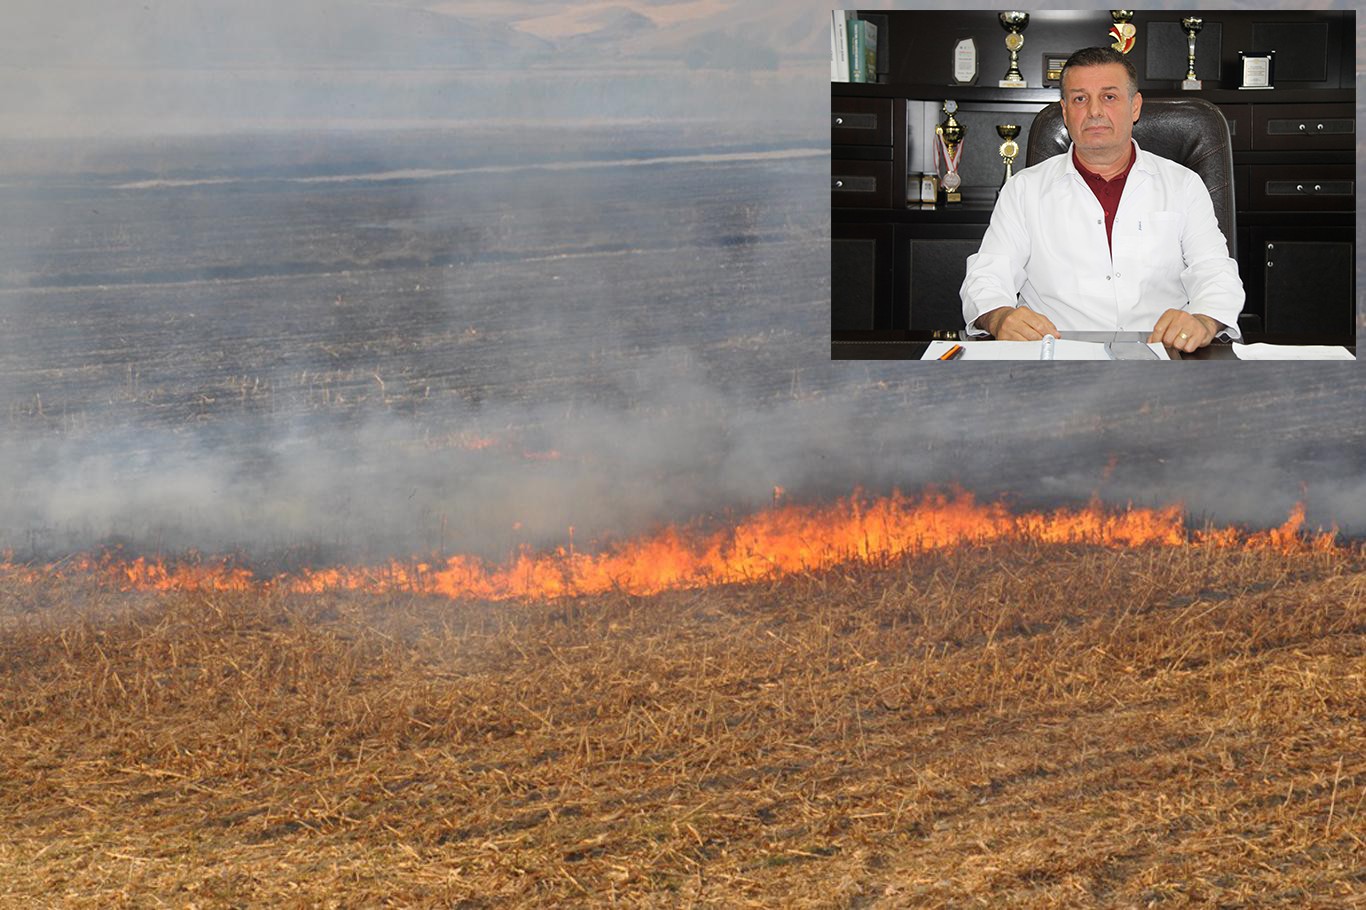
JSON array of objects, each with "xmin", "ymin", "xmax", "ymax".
[
  {"xmin": 1231, "ymin": 343, "xmax": 1355, "ymax": 361},
  {"xmin": 923, "ymin": 339, "xmax": 1169, "ymax": 361}
]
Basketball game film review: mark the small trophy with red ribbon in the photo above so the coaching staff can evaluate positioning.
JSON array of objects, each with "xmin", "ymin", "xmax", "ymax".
[
  {"xmin": 1109, "ymin": 10, "xmax": 1136, "ymax": 54},
  {"xmin": 935, "ymin": 100, "xmax": 966, "ymax": 203}
]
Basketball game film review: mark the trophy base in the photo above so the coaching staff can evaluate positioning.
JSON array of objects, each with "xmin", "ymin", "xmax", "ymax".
[
  {"xmin": 998, "ymin": 78, "xmax": 1027, "ymax": 88},
  {"xmin": 945, "ymin": 191, "xmax": 962, "ymax": 204},
  {"xmin": 1181, "ymin": 78, "xmax": 1202, "ymax": 90}
]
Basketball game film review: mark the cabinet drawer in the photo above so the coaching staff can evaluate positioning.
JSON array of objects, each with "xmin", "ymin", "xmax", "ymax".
[
  {"xmin": 1219, "ymin": 104, "xmax": 1251, "ymax": 152},
  {"xmin": 1248, "ymin": 165, "xmax": 1354, "ymax": 211},
  {"xmin": 832, "ymin": 97, "xmax": 892, "ymax": 146},
  {"xmin": 832, "ymin": 160, "xmax": 893, "ymax": 208},
  {"xmin": 1251, "ymin": 104, "xmax": 1354, "ymax": 151}
]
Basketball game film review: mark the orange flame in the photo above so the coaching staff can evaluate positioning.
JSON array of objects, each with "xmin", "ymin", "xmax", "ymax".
[{"xmin": 0, "ymin": 492, "xmax": 1344, "ymax": 602}]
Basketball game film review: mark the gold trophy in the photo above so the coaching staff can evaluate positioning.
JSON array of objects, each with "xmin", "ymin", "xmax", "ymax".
[
  {"xmin": 1109, "ymin": 10, "xmax": 1136, "ymax": 54},
  {"xmin": 1181, "ymin": 17, "xmax": 1203, "ymax": 90},
  {"xmin": 935, "ymin": 100, "xmax": 966, "ymax": 203},
  {"xmin": 996, "ymin": 124, "xmax": 1020, "ymax": 192},
  {"xmin": 998, "ymin": 12, "xmax": 1029, "ymax": 88}
]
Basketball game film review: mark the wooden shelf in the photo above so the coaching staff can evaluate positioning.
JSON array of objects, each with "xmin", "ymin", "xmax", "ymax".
[
  {"xmin": 833, "ymin": 82, "xmax": 1355, "ymax": 106},
  {"xmin": 832, "ymin": 83, "xmax": 1060, "ymax": 104},
  {"xmin": 835, "ymin": 201, "xmax": 996, "ymax": 224}
]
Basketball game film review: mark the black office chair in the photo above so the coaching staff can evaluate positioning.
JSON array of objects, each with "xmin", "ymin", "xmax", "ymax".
[{"xmin": 1024, "ymin": 98, "xmax": 1236, "ymax": 258}]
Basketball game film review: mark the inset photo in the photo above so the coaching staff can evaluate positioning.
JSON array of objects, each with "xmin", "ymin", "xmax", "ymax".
[{"xmin": 830, "ymin": 9, "xmax": 1355, "ymax": 361}]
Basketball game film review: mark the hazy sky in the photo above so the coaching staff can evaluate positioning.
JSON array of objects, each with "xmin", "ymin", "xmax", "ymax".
[
  {"xmin": 3, "ymin": 1, "xmax": 1354, "ymax": 135},
  {"xmin": 438, "ymin": 0, "xmax": 732, "ymax": 39},
  {"xmin": 0, "ymin": 0, "xmax": 824, "ymax": 135}
]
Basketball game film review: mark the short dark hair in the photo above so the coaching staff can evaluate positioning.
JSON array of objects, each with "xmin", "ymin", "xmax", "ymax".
[{"xmin": 1060, "ymin": 46, "xmax": 1138, "ymax": 98}]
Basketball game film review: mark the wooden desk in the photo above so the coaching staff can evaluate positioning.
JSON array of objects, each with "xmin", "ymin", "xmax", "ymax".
[{"xmin": 831, "ymin": 331, "xmax": 1356, "ymax": 360}]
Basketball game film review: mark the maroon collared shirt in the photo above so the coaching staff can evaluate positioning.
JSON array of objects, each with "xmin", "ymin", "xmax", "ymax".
[{"xmin": 1073, "ymin": 144, "xmax": 1136, "ymax": 253}]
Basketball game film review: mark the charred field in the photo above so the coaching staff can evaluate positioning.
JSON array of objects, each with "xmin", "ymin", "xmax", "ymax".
[{"xmin": 1, "ymin": 540, "xmax": 1363, "ymax": 907}]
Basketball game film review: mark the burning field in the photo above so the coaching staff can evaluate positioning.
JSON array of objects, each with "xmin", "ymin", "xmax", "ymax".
[
  {"xmin": 2, "ymin": 85, "xmax": 1363, "ymax": 910},
  {"xmin": 3, "ymin": 3, "xmax": 1363, "ymax": 903},
  {"xmin": 2, "ymin": 496, "xmax": 1362, "ymax": 907}
]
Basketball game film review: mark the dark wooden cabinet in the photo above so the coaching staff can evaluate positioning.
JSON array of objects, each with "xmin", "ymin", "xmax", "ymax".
[
  {"xmin": 1242, "ymin": 228, "xmax": 1355, "ymax": 342},
  {"xmin": 832, "ymin": 9, "xmax": 1356, "ymax": 355},
  {"xmin": 831, "ymin": 96, "xmax": 894, "ymax": 146},
  {"xmin": 831, "ymin": 222, "xmax": 893, "ymax": 332},
  {"xmin": 898, "ymin": 227, "xmax": 986, "ymax": 331},
  {"xmin": 831, "ymin": 159, "xmax": 894, "ymax": 209},
  {"xmin": 1260, "ymin": 239, "xmax": 1353, "ymax": 339}
]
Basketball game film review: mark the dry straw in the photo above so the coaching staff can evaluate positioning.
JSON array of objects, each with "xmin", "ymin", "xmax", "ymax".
[{"xmin": 0, "ymin": 540, "xmax": 1362, "ymax": 906}]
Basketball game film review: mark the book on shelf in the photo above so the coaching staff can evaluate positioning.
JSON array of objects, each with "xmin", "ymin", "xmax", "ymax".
[
  {"xmin": 848, "ymin": 15, "xmax": 865, "ymax": 83},
  {"xmin": 860, "ymin": 19, "xmax": 877, "ymax": 83},
  {"xmin": 830, "ymin": 11, "xmax": 850, "ymax": 82},
  {"xmin": 838, "ymin": 15, "xmax": 877, "ymax": 84}
]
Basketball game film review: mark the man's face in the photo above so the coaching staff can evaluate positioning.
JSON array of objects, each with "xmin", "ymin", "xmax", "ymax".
[{"xmin": 1060, "ymin": 62, "xmax": 1142, "ymax": 159}]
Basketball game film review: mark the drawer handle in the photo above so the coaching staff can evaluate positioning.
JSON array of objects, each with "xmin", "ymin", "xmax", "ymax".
[
  {"xmin": 832, "ymin": 112, "xmax": 879, "ymax": 130},
  {"xmin": 832, "ymin": 175, "xmax": 877, "ymax": 193},
  {"xmin": 1299, "ymin": 123, "xmax": 1307, "ymax": 132},
  {"xmin": 1317, "ymin": 123, "xmax": 1325, "ymax": 131},
  {"xmin": 1267, "ymin": 180, "xmax": 1351, "ymax": 197}
]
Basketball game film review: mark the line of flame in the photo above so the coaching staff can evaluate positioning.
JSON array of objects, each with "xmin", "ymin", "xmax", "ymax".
[{"xmin": 0, "ymin": 493, "xmax": 1339, "ymax": 602}]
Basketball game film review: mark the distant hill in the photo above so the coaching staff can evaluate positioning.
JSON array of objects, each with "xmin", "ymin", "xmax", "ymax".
[{"xmin": 1, "ymin": 0, "xmax": 553, "ymax": 69}]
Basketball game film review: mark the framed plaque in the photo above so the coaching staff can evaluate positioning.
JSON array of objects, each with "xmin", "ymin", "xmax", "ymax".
[
  {"xmin": 1042, "ymin": 53, "xmax": 1068, "ymax": 87},
  {"xmin": 1239, "ymin": 50, "xmax": 1275, "ymax": 89},
  {"xmin": 953, "ymin": 38, "xmax": 978, "ymax": 85}
]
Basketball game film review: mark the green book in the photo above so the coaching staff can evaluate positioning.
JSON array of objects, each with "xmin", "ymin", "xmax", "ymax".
[
  {"xmin": 861, "ymin": 19, "xmax": 877, "ymax": 83},
  {"xmin": 848, "ymin": 16, "xmax": 865, "ymax": 83}
]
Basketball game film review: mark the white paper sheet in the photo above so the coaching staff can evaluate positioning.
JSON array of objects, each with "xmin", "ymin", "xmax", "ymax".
[
  {"xmin": 1231, "ymin": 343, "xmax": 1354, "ymax": 361},
  {"xmin": 923, "ymin": 339, "xmax": 1169, "ymax": 361}
]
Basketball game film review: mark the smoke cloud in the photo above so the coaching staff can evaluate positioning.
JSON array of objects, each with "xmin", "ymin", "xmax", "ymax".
[{"xmin": 0, "ymin": 1, "xmax": 1361, "ymax": 566}]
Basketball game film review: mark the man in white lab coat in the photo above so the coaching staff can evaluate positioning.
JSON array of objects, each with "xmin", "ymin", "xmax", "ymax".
[{"xmin": 960, "ymin": 47, "xmax": 1244, "ymax": 354}]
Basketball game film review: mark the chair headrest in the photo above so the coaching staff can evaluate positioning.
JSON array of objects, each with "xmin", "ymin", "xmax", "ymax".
[{"xmin": 1025, "ymin": 97, "xmax": 1230, "ymax": 177}]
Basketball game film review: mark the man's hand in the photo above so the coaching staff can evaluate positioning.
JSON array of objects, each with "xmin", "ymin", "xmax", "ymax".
[
  {"xmin": 1149, "ymin": 310, "xmax": 1219, "ymax": 353},
  {"xmin": 982, "ymin": 305, "xmax": 1060, "ymax": 341}
]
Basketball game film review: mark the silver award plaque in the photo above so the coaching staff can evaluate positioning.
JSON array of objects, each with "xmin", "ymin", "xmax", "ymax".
[
  {"xmin": 953, "ymin": 38, "xmax": 978, "ymax": 85},
  {"xmin": 1239, "ymin": 51, "xmax": 1275, "ymax": 90}
]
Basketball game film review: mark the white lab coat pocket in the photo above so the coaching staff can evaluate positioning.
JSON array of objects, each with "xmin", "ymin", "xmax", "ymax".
[{"xmin": 1142, "ymin": 211, "xmax": 1186, "ymax": 269}]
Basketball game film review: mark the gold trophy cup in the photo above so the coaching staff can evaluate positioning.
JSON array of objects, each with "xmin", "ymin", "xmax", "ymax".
[
  {"xmin": 935, "ymin": 100, "xmax": 966, "ymax": 203},
  {"xmin": 998, "ymin": 12, "xmax": 1029, "ymax": 88},
  {"xmin": 1181, "ymin": 17, "xmax": 1203, "ymax": 90},
  {"xmin": 997, "ymin": 124, "xmax": 1020, "ymax": 191}
]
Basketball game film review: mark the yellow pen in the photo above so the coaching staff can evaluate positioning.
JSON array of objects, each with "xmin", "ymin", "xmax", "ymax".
[{"xmin": 938, "ymin": 343, "xmax": 964, "ymax": 361}]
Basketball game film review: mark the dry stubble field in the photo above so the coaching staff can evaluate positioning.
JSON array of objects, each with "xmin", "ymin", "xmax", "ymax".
[{"xmin": 1, "ymin": 541, "xmax": 1363, "ymax": 907}]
